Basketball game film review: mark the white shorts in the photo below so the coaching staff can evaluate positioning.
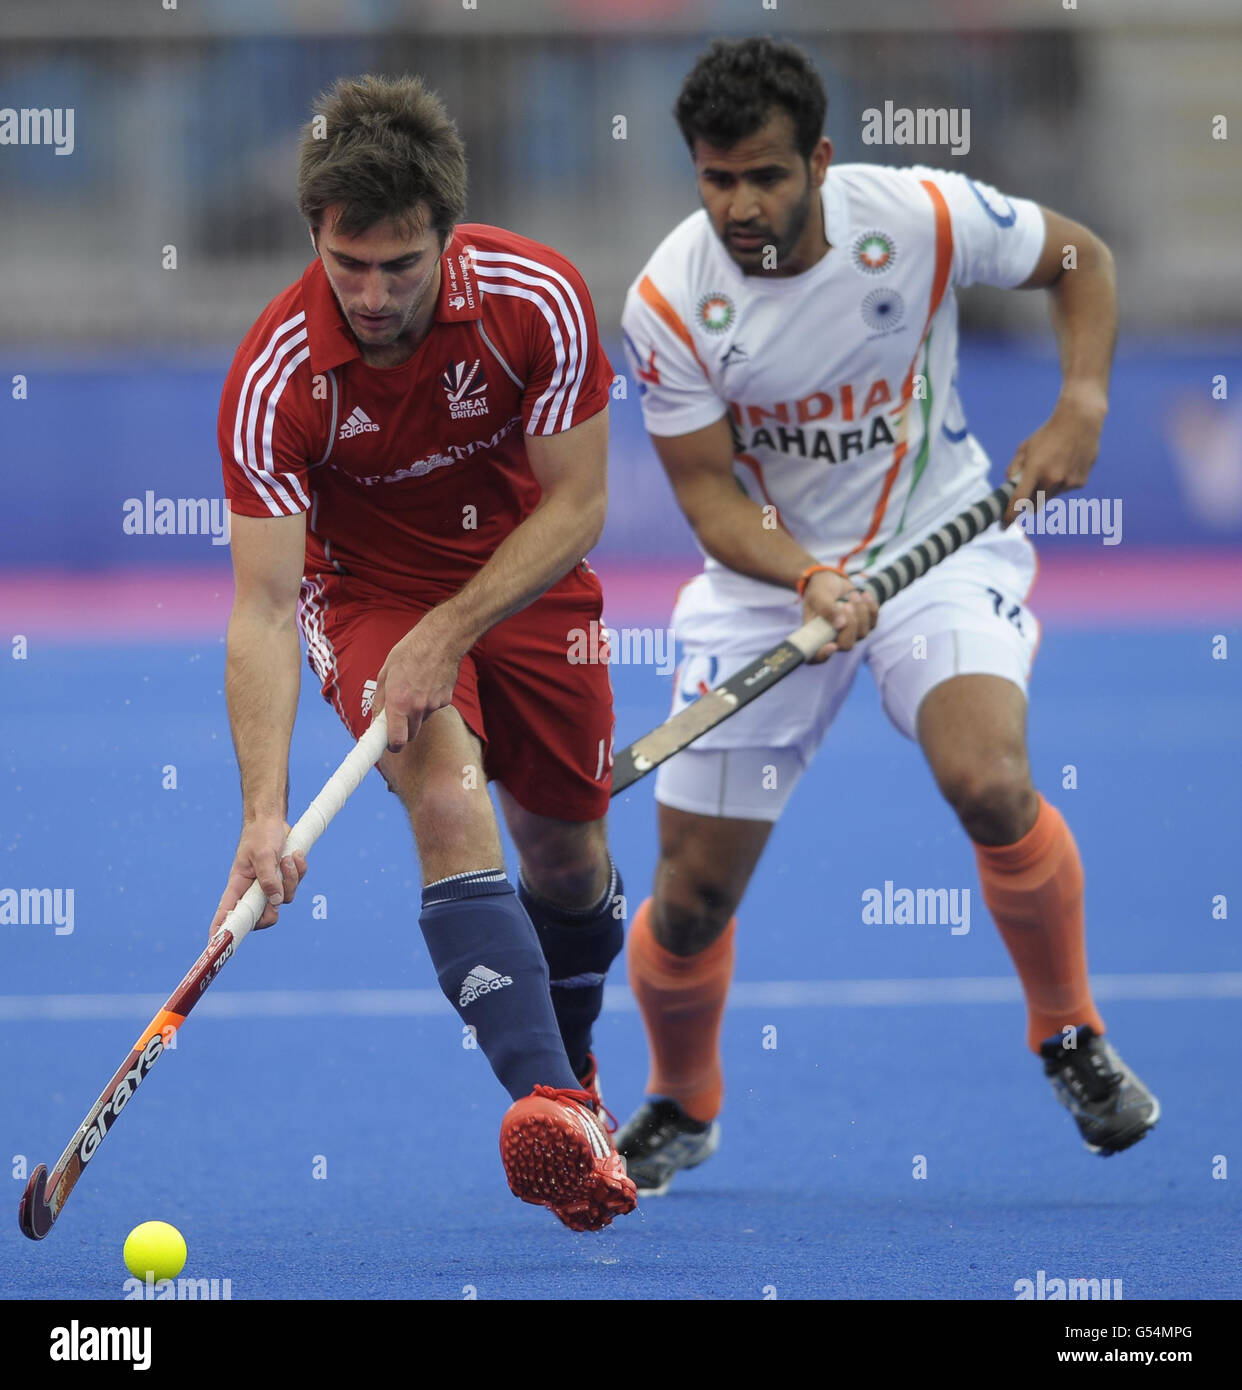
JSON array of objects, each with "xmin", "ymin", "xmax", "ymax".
[{"xmin": 654, "ymin": 524, "xmax": 1039, "ymax": 822}]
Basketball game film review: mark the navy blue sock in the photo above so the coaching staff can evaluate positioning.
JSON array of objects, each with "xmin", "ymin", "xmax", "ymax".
[
  {"xmin": 420, "ymin": 868, "xmax": 581, "ymax": 1101},
  {"xmin": 518, "ymin": 859, "xmax": 625, "ymax": 1079}
]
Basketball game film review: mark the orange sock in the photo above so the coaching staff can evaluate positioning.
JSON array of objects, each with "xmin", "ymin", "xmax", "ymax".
[
  {"xmin": 974, "ymin": 795, "xmax": 1106, "ymax": 1053},
  {"xmin": 626, "ymin": 898, "xmax": 735, "ymax": 1123}
]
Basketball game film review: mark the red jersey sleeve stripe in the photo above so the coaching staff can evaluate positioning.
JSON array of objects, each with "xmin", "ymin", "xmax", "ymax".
[
  {"xmin": 258, "ymin": 340, "xmax": 312, "ymax": 500},
  {"xmin": 472, "ymin": 250, "xmax": 590, "ymax": 434},
  {"xmin": 243, "ymin": 328, "xmax": 311, "ymax": 513},
  {"xmin": 475, "ymin": 276, "xmax": 577, "ymax": 432},
  {"xmin": 474, "ymin": 259, "xmax": 582, "ymax": 433},
  {"xmin": 231, "ymin": 313, "xmax": 302, "ymax": 512},
  {"xmin": 231, "ymin": 313, "xmax": 311, "ymax": 515},
  {"xmin": 472, "ymin": 249, "xmax": 588, "ymax": 429}
]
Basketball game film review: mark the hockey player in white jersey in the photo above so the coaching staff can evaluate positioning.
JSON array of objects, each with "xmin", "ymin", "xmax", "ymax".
[{"xmin": 617, "ymin": 36, "xmax": 1158, "ymax": 1194}]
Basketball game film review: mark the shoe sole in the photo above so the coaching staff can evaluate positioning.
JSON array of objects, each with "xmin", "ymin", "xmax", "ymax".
[{"xmin": 501, "ymin": 1105, "xmax": 637, "ymax": 1232}]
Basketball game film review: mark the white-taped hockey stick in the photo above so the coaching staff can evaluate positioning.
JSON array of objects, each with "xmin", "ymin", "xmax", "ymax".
[{"xmin": 18, "ymin": 713, "xmax": 392, "ymax": 1239}]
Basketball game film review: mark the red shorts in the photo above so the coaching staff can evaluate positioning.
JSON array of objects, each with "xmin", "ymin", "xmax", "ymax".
[{"xmin": 298, "ymin": 561, "xmax": 614, "ymax": 821}]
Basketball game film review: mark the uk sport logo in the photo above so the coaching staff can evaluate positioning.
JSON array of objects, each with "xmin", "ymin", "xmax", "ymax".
[
  {"xmin": 338, "ymin": 406, "xmax": 381, "ymax": 440},
  {"xmin": 441, "ymin": 359, "xmax": 489, "ymax": 419}
]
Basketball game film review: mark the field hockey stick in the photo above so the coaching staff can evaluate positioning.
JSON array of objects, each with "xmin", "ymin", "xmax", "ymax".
[
  {"xmin": 610, "ymin": 477, "xmax": 1019, "ymax": 796},
  {"xmin": 18, "ymin": 712, "xmax": 392, "ymax": 1239}
]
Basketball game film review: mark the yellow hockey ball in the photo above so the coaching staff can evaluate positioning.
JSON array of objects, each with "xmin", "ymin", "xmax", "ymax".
[{"xmin": 123, "ymin": 1221, "xmax": 187, "ymax": 1281}]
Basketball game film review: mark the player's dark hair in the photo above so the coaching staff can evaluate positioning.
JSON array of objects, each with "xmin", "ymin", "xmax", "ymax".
[
  {"xmin": 674, "ymin": 37, "xmax": 827, "ymax": 161},
  {"xmin": 297, "ymin": 73, "xmax": 468, "ymax": 243}
]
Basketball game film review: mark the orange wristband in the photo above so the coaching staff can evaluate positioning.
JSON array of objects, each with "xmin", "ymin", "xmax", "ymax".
[{"xmin": 796, "ymin": 562, "xmax": 850, "ymax": 598}]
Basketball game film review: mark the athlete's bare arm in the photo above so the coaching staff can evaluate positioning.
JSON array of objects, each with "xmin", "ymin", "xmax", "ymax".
[
  {"xmin": 374, "ymin": 405, "xmax": 611, "ymax": 752},
  {"xmin": 210, "ymin": 509, "xmax": 309, "ymax": 937},
  {"xmin": 652, "ymin": 415, "xmax": 876, "ymax": 662},
  {"xmin": 1003, "ymin": 206, "xmax": 1117, "ymax": 524}
]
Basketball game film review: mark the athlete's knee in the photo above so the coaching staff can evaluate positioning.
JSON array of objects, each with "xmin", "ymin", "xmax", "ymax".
[
  {"xmin": 651, "ymin": 862, "xmax": 736, "ymax": 957},
  {"xmin": 938, "ymin": 757, "xmax": 1038, "ymax": 846},
  {"xmin": 524, "ymin": 846, "xmax": 611, "ymax": 911},
  {"xmin": 518, "ymin": 820, "xmax": 610, "ymax": 910}
]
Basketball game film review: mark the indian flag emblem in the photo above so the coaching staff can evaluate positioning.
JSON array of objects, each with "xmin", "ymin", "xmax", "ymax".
[
  {"xmin": 852, "ymin": 230, "xmax": 896, "ymax": 275},
  {"xmin": 696, "ymin": 292, "xmax": 735, "ymax": 334}
]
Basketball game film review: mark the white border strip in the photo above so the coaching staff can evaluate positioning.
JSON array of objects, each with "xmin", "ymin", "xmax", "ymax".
[{"xmin": 1, "ymin": 973, "xmax": 1239, "ymax": 1022}]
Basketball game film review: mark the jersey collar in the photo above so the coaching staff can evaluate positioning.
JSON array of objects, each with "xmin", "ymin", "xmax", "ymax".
[
  {"xmin": 300, "ymin": 233, "xmax": 483, "ymax": 373},
  {"xmin": 822, "ymin": 165, "xmax": 850, "ymax": 251},
  {"xmin": 301, "ymin": 259, "xmax": 363, "ymax": 373}
]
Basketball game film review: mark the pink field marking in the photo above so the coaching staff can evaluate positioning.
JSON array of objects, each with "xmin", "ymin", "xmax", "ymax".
[
  {"xmin": 1, "ymin": 554, "xmax": 1240, "ymax": 641},
  {"xmin": 0, "ymin": 571, "xmax": 235, "ymax": 640}
]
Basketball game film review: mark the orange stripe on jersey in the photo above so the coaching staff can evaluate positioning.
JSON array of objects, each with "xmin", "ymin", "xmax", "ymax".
[
  {"xmin": 839, "ymin": 179, "xmax": 955, "ymax": 567},
  {"xmin": 920, "ymin": 179, "xmax": 955, "ymax": 327},
  {"xmin": 638, "ymin": 275, "xmax": 710, "ymax": 378}
]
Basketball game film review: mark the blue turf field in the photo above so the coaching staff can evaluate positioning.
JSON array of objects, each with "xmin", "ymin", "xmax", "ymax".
[{"xmin": 1, "ymin": 621, "xmax": 1238, "ymax": 1300}]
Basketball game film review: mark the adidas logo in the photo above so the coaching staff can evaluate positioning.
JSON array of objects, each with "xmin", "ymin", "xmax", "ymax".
[
  {"xmin": 338, "ymin": 406, "xmax": 380, "ymax": 440},
  {"xmin": 459, "ymin": 964, "xmax": 514, "ymax": 1008},
  {"xmin": 360, "ymin": 678, "xmax": 378, "ymax": 718}
]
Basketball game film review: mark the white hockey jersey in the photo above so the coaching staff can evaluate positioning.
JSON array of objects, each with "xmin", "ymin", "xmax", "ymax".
[{"xmin": 621, "ymin": 162, "xmax": 1045, "ymax": 603}]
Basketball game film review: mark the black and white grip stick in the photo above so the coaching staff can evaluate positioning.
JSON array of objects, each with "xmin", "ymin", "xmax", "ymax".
[{"xmin": 610, "ymin": 477, "xmax": 1019, "ymax": 796}]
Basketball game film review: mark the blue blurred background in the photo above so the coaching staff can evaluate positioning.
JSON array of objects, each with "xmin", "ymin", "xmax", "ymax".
[{"xmin": 1, "ymin": 0, "xmax": 1240, "ymax": 582}]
